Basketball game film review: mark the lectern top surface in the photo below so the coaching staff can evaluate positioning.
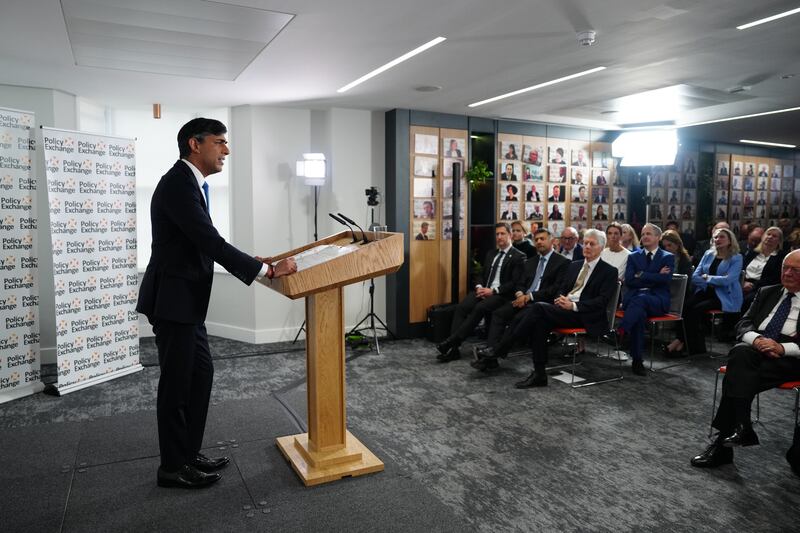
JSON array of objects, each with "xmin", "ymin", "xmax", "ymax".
[{"xmin": 293, "ymin": 243, "xmax": 359, "ymax": 272}]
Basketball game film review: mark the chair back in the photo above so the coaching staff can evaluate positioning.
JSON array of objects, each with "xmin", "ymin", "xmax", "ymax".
[
  {"xmin": 607, "ymin": 281, "xmax": 622, "ymax": 329},
  {"xmin": 669, "ymin": 274, "xmax": 688, "ymax": 317}
]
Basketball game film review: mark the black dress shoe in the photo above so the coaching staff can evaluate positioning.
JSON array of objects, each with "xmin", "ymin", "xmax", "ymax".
[
  {"xmin": 690, "ymin": 442, "xmax": 733, "ymax": 468},
  {"xmin": 473, "ymin": 346, "xmax": 493, "ymax": 360},
  {"xmin": 190, "ymin": 453, "xmax": 230, "ymax": 473},
  {"xmin": 514, "ymin": 372, "xmax": 547, "ymax": 389},
  {"xmin": 721, "ymin": 425, "xmax": 760, "ymax": 448},
  {"xmin": 437, "ymin": 347, "xmax": 461, "ymax": 362},
  {"xmin": 631, "ymin": 359, "xmax": 647, "ymax": 376},
  {"xmin": 470, "ymin": 357, "xmax": 499, "ymax": 371},
  {"xmin": 157, "ymin": 465, "xmax": 221, "ymax": 489},
  {"xmin": 436, "ymin": 340, "xmax": 453, "ymax": 356}
]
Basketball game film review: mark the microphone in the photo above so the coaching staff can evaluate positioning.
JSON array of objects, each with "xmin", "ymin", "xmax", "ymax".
[
  {"xmin": 338, "ymin": 213, "xmax": 369, "ymax": 244},
  {"xmin": 329, "ymin": 213, "xmax": 359, "ymax": 243}
]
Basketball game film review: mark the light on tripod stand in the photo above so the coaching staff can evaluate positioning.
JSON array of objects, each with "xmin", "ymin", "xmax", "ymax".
[{"xmin": 296, "ymin": 153, "xmax": 326, "ymax": 186}]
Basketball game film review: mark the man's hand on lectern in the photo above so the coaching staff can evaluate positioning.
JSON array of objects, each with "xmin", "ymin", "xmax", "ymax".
[
  {"xmin": 255, "ymin": 256, "xmax": 273, "ymax": 264},
  {"xmin": 273, "ymin": 257, "xmax": 297, "ymax": 277}
]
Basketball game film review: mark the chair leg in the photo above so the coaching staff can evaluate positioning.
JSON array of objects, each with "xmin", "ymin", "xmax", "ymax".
[
  {"xmin": 571, "ymin": 333, "xmax": 624, "ymax": 389},
  {"xmin": 754, "ymin": 393, "xmax": 760, "ymax": 424},
  {"xmin": 709, "ymin": 369, "xmax": 721, "ymax": 439}
]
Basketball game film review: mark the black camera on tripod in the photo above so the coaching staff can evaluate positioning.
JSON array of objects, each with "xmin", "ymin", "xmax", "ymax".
[{"xmin": 365, "ymin": 186, "xmax": 380, "ymax": 206}]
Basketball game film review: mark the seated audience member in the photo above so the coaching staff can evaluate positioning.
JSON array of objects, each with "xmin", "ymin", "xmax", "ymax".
[
  {"xmin": 435, "ymin": 223, "xmax": 525, "ymax": 362},
  {"xmin": 617, "ymin": 224, "xmax": 674, "ymax": 375},
  {"xmin": 510, "ymin": 220, "xmax": 536, "ymax": 258},
  {"xmin": 559, "ymin": 226, "xmax": 583, "ymax": 261},
  {"xmin": 620, "ymin": 223, "xmax": 640, "ymax": 252},
  {"xmin": 788, "ymin": 228, "xmax": 800, "ymax": 251},
  {"xmin": 600, "ymin": 222, "xmax": 630, "ymax": 280},
  {"xmin": 660, "ymin": 230, "xmax": 694, "ymax": 355},
  {"xmin": 692, "ymin": 221, "xmax": 730, "ymax": 266},
  {"xmin": 674, "ymin": 228, "xmax": 743, "ymax": 355},
  {"xmin": 472, "ymin": 230, "xmax": 618, "ymax": 387},
  {"xmin": 778, "ymin": 219, "xmax": 794, "ymax": 253},
  {"xmin": 739, "ymin": 225, "xmax": 763, "ymax": 257},
  {"xmin": 742, "ymin": 227, "xmax": 785, "ymax": 312},
  {"xmin": 479, "ymin": 228, "xmax": 570, "ymax": 356},
  {"xmin": 691, "ymin": 250, "xmax": 800, "ymax": 474}
]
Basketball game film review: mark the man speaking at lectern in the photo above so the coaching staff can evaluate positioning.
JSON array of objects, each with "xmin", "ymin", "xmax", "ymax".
[{"xmin": 137, "ymin": 118, "xmax": 296, "ymax": 489}]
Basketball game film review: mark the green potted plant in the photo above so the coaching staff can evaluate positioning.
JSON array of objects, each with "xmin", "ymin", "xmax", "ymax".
[{"xmin": 464, "ymin": 160, "xmax": 492, "ymax": 191}]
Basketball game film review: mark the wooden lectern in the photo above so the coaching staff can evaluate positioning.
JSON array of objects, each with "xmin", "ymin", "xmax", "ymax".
[{"xmin": 259, "ymin": 230, "xmax": 403, "ymax": 486}]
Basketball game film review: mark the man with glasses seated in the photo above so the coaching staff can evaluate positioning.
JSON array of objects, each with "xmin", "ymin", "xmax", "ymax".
[
  {"xmin": 559, "ymin": 226, "xmax": 583, "ymax": 261},
  {"xmin": 691, "ymin": 250, "xmax": 800, "ymax": 476}
]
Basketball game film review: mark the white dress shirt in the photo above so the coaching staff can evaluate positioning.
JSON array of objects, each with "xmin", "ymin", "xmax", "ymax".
[
  {"xmin": 741, "ymin": 288, "xmax": 800, "ymax": 356},
  {"xmin": 744, "ymin": 251, "xmax": 775, "ymax": 281},
  {"xmin": 568, "ymin": 257, "xmax": 600, "ymax": 310}
]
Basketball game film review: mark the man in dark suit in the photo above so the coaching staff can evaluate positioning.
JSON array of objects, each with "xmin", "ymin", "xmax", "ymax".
[
  {"xmin": 473, "ymin": 227, "xmax": 569, "ymax": 368},
  {"xmin": 617, "ymin": 224, "xmax": 674, "ymax": 375},
  {"xmin": 137, "ymin": 118, "xmax": 296, "ymax": 489},
  {"xmin": 472, "ymin": 229, "xmax": 618, "ymax": 387},
  {"xmin": 691, "ymin": 250, "xmax": 800, "ymax": 474},
  {"xmin": 436, "ymin": 223, "xmax": 525, "ymax": 362},
  {"xmin": 559, "ymin": 226, "xmax": 583, "ymax": 261}
]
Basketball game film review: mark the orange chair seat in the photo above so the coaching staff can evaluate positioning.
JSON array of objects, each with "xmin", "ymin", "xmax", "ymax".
[
  {"xmin": 706, "ymin": 309, "xmax": 723, "ymax": 315},
  {"xmin": 553, "ymin": 327, "xmax": 586, "ymax": 335},
  {"xmin": 614, "ymin": 309, "xmax": 680, "ymax": 323},
  {"xmin": 615, "ymin": 310, "xmax": 624, "ymax": 319}
]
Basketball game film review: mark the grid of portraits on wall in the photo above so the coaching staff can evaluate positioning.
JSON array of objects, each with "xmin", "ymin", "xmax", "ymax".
[
  {"xmin": 411, "ymin": 133, "xmax": 468, "ymax": 241},
  {"xmin": 647, "ymin": 151, "xmax": 698, "ymax": 237},
  {"xmin": 717, "ymin": 154, "xmax": 798, "ymax": 236},
  {"xmin": 497, "ymin": 134, "xmax": 621, "ymax": 235}
]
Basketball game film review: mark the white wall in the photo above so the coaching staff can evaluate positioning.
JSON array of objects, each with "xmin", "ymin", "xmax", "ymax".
[{"xmin": 0, "ymin": 84, "xmax": 76, "ymax": 365}]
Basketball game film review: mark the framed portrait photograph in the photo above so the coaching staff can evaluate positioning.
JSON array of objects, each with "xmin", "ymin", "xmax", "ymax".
[
  {"xmin": 732, "ymin": 160, "xmax": 743, "ymax": 176},
  {"xmin": 717, "ymin": 159, "xmax": 729, "ymax": 176},
  {"xmin": 592, "ymin": 203, "xmax": 609, "ymax": 221},
  {"xmin": 683, "ymin": 174, "xmax": 697, "ymax": 189},
  {"xmin": 729, "ymin": 191, "xmax": 742, "ymax": 206},
  {"xmin": 501, "ymin": 142, "xmax": 520, "ymax": 160},
  {"xmin": 717, "ymin": 175, "xmax": 729, "ymax": 190},
  {"xmin": 592, "ymin": 151, "xmax": 610, "ymax": 169},
  {"xmin": 525, "ymin": 182, "xmax": 543, "ymax": 202},
  {"xmin": 772, "ymin": 165, "xmax": 782, "ymax": 178},
  {"xmin": 571, "ymin": 149, "xmax": 589, "ymax": 167},
  {"xmin": 570, "ymin": 203, "xmax": 588, "ymax": 221},
  {"xmin": 665, "ymin": 204, "xmax": 679, "ymax": 221},
  {"xmin": 413, "ymin": 220, "xmax": 435, "ymax": 240},
  {"xmin": 413, "ymin": 199, "xmax": 436, "ymax": 219},
  {"xmin": 730, "ymin": 205, "xmax": 741, "ymax": 220},
  {"xmin": 593, "ymin": 187, "xmax": 609, "ymax": 204},
  {"xmin": 681, "ymin": 221, "xmax": 695, "ymax": 236},
  {"xmin": 501, "ymin": 182, "xmax": 520, "ymax": 201},
  {"xmin": 612, "ymin": 173, "xmax": 625, "ymax": 187},
  {"xmin": 680, "ymin": 204, "xmax": 695, "ymax": 220},
  {"xmin": 593, "ymin": 169, "xmax": 609, "ymax": 186},
  {"xmin": 684, "ymin": 156, "xmax": 697, "ymax": 174},
  {"xmin": 442, "ymin": 179, "xmax": 453, "ymax": 198},
  {"xmin": 525, "ymin": 202, "xmax": 544, "ymax": 221},
  {"xmin": 413, "ymin": 177, "xmax": 436, "ymax": 198},
  {"xmin": 770, "ymin": 177, "xmax": 781, "ymax": 191},
  {"xmin": 715, "ymin": 190, "xmax": 729, "ymax": 206},
  {"xmin": 668, "ymin": 173, "xmax": 681, "ymax": 189},
  {"xmin": 571, "ymin": 183, "xmax": 589, "ymax": 203},
  {"xmin": 757, "ymin": 176, "xmax": 768, "ymax": 191},
  {"xmin": 549, "ymin": 220, "xmax": 564, "ymax": 235},
  {"xmin": 745, "ymin": 162, "xmax": 756, "ymax": 177},
  {"xmin": 784, "ymin": 164, "xmax": 794, "ymax": 178},
  {"xmin": 743, "ymin": 176, "xmax": 755, "ymax": 191},
  {"xmin": 730, "ymin": 175, "xmax": 742, "ymax": 191},
  {"xmin": 667, "ymin": 188, "xmax": 681, "ymax": 204},
  {"xmin": 548, "ymin": 202, "xmax": 566, "ymax": 221},
  {"xmin": 442, "ymin": 137, "xmax": 465, "ymax": 159},
  {"xmin": 650, "ymin": 172, "xmax": 665, "ymax": 189},
  {"xmin": 414, "ymin": 156, "xmax": 437, "ymax": 177},
  {"xmin": 781, "ymin": 177, "xmax": 793, "ymax": 191},
  {"xmin": 414, "ymin": 133, "xmax": 438, "ymax": 155},
  {"xmin": 613, "ymin": 188, "xmax": 627, "ymax": 204},
  {"xmin": 770, "ymin": 191, "xmax": 781, "ymax": 205},
  {"xmin": 523, "ymin": 163, "xmax": 543, "ymax": 181},
  {"xmin": 612, "ymin": 203, "xmax": 626, "ymax": 221},
  {"xmin": 683, "ymin": 189, "xmax": 696, "ymax": 204},
  {"xmin": 757, "ymin": 163, "xmax": 769, "ymax": 177},
  {"xmin": 523, "ymin": 144, "xmax": 544, "ymax": 166},
  {"xmin": 547, "ymin": 184, "xmax": 565, "ymax": 202},
  {"xmin": 547, "ymin": 164, "xmax": 566, "ymax": 183},
  {"xmin": 442, "ymin": 158, "xmax": 464, "ymax": 178},
  {"xmin": 571, "ymin": 168, "xmax": 588, "ymax": 185},
  {"xmin": 549, "ymin": 145, "xmax": 567, "ymax": 165},
  {"xmin": 499, "ymin": 162, "xmax": 517, "ymax": 181},
  {"xmin": 441, "ymin": 219, "xmax": 464, "ymax": 241},
  {"xmin": 442, "ymin": 199, "xmax": 453, "ymax": 218},
  {"xmin": 499, "ymin": 202, "xmax": 519, "ymax": 221}
]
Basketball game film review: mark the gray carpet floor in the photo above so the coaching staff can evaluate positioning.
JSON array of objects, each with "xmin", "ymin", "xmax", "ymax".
[{"xmin": 2, "ymin": 334, "xmax": 800, "ymax": 532}]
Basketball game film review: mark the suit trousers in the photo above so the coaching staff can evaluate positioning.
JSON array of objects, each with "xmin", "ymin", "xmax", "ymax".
[
  {"xmin": 487, "ymin": 302, "xmax": 521, "ymax": 347},
  {"xmin": 620, "ymin": 292, "xmax": 667, "ymax": 361},
  {"xmin": 449, "ymin": 293, "xmax": 507, "ymax": 344},
  {"xmin": 713, "ymin": 344, "xmax": 800, "ymax": 434},
  {"xmin": 496, "ymin": 302, "xmax": 585, "ymax": 364},
  {"xmin": 153, "ymin": 320, "xmax": 214, "ymax": 470},
  {"xmin": 679, "ymin": 290, "xmax": 734, "ymax": 355}
]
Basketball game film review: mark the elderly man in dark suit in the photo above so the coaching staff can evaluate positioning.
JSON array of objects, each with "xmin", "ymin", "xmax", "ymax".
[
  {"xmin": 691, "ymin": 250, "xmax": 800, "ymax": 475},
  {"xmin": 137, "ymin": 118, "xmax": 296, "ymax": 489},
  {"xmin": 474, "ymin": 227, "xmax": 569, "ymax": 365},
  {"xmin": 472, "ymin": 229, "xmax": 618, "ymax": 387},
  {"xmin": 436, "ymin": 223, "xmax": 525, "ymax": 362}
]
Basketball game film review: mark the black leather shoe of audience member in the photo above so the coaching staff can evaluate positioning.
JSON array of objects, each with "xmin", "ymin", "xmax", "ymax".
[
  {"xmin": 157, "ymin": 465, "xmax": 221, "ymax": 489},
  {"xmin": 190, "ymin": 453, "xmax": 230, "ymax": 473},
  {"xmin": 514, "ymin": 372, "xmax": 547, "ymax": 389},
  {"xmin": 690, "ymin": 442, "xmax": 733, "ymax": 468},
  {"xmin": 470, "ymin": 356, "xmax": 499, "ymax": 371},
  {"xmin": 436, "ymin": 340, "xmax": 453, "ymax": 356},
  {"xmin": 721, "ymin": 424, "xmax": 760, "ymax": 448},
  {"xmin": 438, "ymin": 347, "xmax": 461, "ymax": 363},
  {"xmin": 472, "ymin": 346, "xmax": 494, "ymax": 360},
  {"xmin": 631, "ymin": 359, "xmax": 647, "ymax": 376},
  {"xmin": 601, "ymin": 331, "xmax": 621, "ymax": 348}
]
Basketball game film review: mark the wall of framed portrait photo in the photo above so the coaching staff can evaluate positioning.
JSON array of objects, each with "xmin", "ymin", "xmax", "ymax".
[
  {"xmin": 496, "ymin": 134, "xmax": 619, "ymax": 236},
  {"xmin": 408, "ymin": 125, "xmax": 469, "ymax": 323}
]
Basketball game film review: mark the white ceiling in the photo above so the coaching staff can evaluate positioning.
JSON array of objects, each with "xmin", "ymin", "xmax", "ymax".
[{"xmin": 1, "ymin": 0, "xmax": 799, "ymax": 146}]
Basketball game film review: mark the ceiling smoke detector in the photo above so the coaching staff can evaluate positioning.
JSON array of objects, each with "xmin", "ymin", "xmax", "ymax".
[{"xmin": 576, "ymin": 30, "xmax": 597, "ymax": 47}]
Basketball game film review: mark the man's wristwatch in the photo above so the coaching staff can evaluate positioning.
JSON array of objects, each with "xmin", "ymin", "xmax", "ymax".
[{"xmin": 267, "ymin": 264, "xmax": 275, "ymax": 279}]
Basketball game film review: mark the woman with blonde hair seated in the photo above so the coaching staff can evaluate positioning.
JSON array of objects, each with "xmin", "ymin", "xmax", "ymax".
[
  {"xmin": 742, "ymin": 226, "xmax": 785, "ymax": 313},
  {"xmin": 620, "ymin": 223, "xmax": 640, "ymax": 252}
]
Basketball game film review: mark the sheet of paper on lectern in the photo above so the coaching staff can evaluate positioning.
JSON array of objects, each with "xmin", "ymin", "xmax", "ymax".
[{"xmin": 292, "ymin": 244, "xmax": 359, "ymax": 271}]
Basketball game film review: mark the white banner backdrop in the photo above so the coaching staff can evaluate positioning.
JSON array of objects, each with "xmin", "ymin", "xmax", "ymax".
[
  {"xmin": 0, "ymin": 107, "xmax": 43, "ymax": 403},
  {"xmin": 42, "ymin": 127, "xmax": 142, "ymax": 395}
]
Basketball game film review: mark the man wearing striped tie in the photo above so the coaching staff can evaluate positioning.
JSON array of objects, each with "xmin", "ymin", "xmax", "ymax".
[
  {"xmin": 472, "ymin": 229, "xmax": 617, "ymax": 388},
  {"xmin": 692, "ymin": 250, "xmax": 800, "ymax": 475}
]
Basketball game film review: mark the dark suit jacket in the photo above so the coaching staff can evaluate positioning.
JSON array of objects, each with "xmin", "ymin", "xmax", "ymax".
[
  {"xmin": 512, "ymin": 239, "xmax": 537, "ymax": 259},
  {"xmin": 558, "ymin": 259, "xmax": 619, "ymax": 337},
  {"xmin": 622, "ymin": 247, "xmax": 675, "ymax": 311},
  {"xmin": 517, "ymin": 251, "xmax": 569, "ymax": 303},
  {"xmin": 736, "ymin": 284, "xmax": 799, "ymax": 344},
  {"xmin": 560, "ymin": 243, "xmax": 583, "ymax": 262},
  {"xmin": 743, "ymin": 250, "xmax": 785, "ymax": 290},
  {"xmin": 482, "ymin": 247, "xmax": 525, "ymax": 298},
  {"xmin": 526, "ymin": 191, "xmax": 540, "ymax": 201},
  {"xmin": 136, "ymin": 161, "xmax": 263, "ymax": 324}
]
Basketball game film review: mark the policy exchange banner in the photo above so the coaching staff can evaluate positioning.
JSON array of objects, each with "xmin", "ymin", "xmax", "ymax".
[
  {"xmin": 42, "ymin": 127, "xmax": 142, "ymax": 395},
  {"xmin": 0, "ymin": 107, "xmax": 43, "ymax": 403}
]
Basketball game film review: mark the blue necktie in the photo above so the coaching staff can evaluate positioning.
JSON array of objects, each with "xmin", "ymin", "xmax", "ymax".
[
  {"xmin": 201, "ymin": 182, "xmax": 210, "ymax": 213},
  {"xmin": 530, "ymin": 256, "xmax": 546, "ymax": 293},
  {"xmin": 762, "ymin": 293, "xmax": 795, "ymax": 340}
]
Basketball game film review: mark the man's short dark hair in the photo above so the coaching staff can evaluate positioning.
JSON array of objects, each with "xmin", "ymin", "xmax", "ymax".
[
  {"xmin": 495, "ymin": 222, "xmax": 511, "ymax": 233},
  {"xmin": 534, "ymin": 227, "xmax": 551, "ymax": 237},
  {"xmin": 177, "ymin": 118, "xmax": 227, "ymax": 158}
]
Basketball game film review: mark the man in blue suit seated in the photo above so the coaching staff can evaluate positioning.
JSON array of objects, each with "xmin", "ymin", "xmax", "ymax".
[
  {"xmin": 472, "ymin": 229, "xmax": 618, "ymax": 388},
  {"xmin": 616, "ymin": 224, "xmax": 674, "ymax": 375}
]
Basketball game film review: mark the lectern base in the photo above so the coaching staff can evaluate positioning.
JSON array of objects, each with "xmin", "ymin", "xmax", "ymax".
[{"xmin": 276, "ymin": 430, "xmax": 384, "ymax": 486}]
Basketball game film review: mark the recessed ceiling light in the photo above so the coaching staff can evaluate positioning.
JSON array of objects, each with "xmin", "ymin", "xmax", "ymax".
[
  {"xmin": 600, "ymin": 110, "xmax": 618, "ymax": 115},
  {"xmin": 737, "ymin": 7, "xmax": 800, "ymax": 30},
  {"xmin": 414, "ymin": 85, "xmax": 442, "ymax": 92},
  {"xmin": 740, "ymin": 139, "xmax": 796, "ymax": 148},
  {"xmin": 337, "ymin": 36, "xmax": 446, "ymax": 93},
  {"xmin": 468, "ymin": 66, "xmax": 606, "ymax": 108},
  {"xmin": 682, "ymin": 106, "xmax": 800, "ymax": 127}
]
